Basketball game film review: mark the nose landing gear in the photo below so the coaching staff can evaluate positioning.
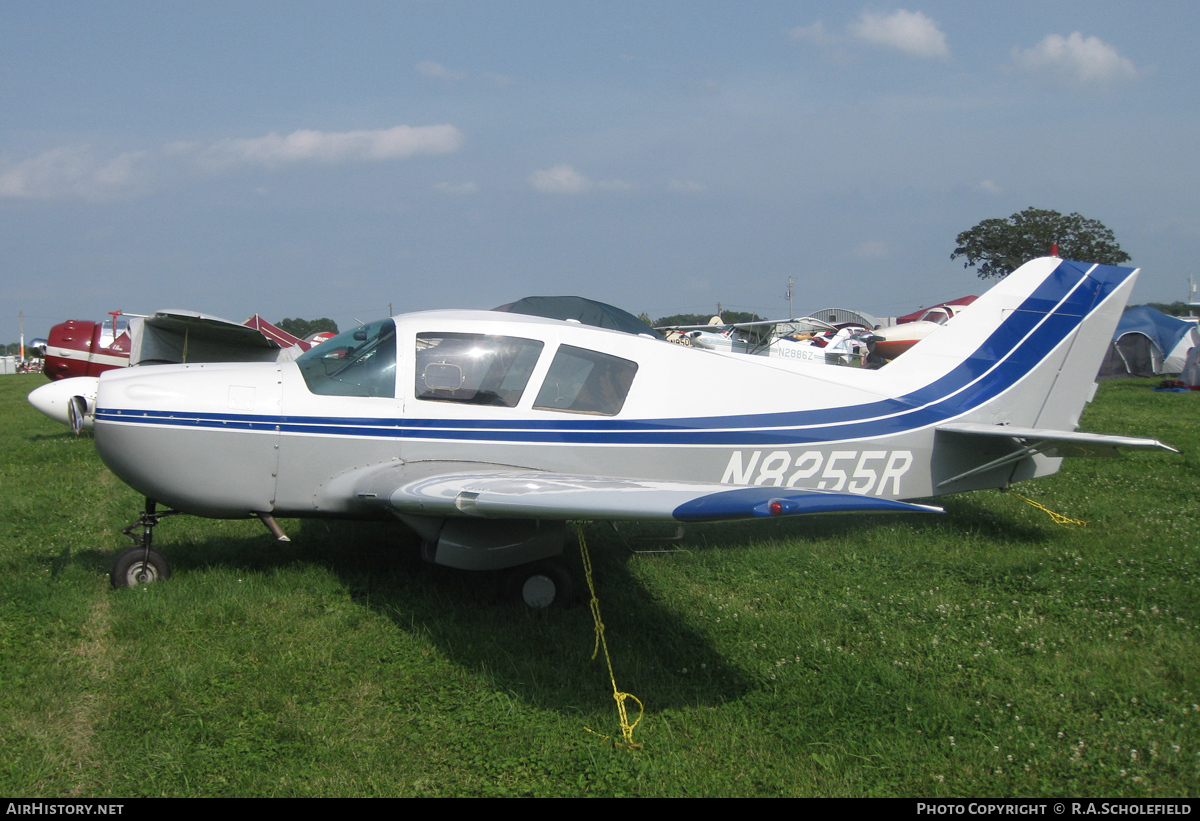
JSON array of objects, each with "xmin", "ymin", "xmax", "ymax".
[
  {"xmin": 111, "ymin": 498, "xmax": 180, "ymax": 589},
  {"xmin": 111, "ymin": 545, "xmax": 171, "ymax": 587}
]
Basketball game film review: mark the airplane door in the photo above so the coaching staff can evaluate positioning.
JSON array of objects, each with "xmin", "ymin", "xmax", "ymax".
[{"xmin": 274, "ymin": 320, "xmax": 403, "ymax": 516}]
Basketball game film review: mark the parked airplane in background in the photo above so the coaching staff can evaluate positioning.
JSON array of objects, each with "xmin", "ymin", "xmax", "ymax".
[
  {"xmin": 42, "ymin": 312, "xmax": 133, "ymax": 380},
  {"xmin": 42, "ymin": 310, "xmax": 311, "ymax": 381},
  {"xmin": 871, "ymin": 297, "xmax": 978, "ymax": 360},
  {"xmin": 31, "ymin": 310, "xmax": 318, "ymax": 431},
  {"xmin": 660, "ymin": 316, "xmax": 873, "ymax": 367},
  {"xmin": 87, "ymin": 259, "xmax": 1175, "ymax": 606}
]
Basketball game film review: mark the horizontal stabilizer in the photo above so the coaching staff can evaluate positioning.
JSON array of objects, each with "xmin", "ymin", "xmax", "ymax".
[
  {"xmin": 355, "ymin": 467, "xmax": 942, "ymax": 523},
  {"xmin": 937, "ymin": 422, "xmax": 1178, "ymax": 457}
]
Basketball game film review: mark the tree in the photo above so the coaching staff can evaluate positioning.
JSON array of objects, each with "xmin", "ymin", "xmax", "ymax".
[
  {"xmin": 654, "ymin": 310, "xmax": 764, "ymax": 327},
  {"xmin": 1138, "ymin": 301, "xmax": 1195, "ymax": 318},
  {"xmin": 277, "ymin": 317, "xmax": 339, "ymax": 339},
  {"xmin": 951, "ymin": 207, "xmax": 1130, "ymax": 280}
]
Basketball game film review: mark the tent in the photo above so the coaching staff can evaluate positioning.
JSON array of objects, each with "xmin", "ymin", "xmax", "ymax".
[{"xmin": 1098, "ymin": 305, "xmax": 1199, "ymax": 379}]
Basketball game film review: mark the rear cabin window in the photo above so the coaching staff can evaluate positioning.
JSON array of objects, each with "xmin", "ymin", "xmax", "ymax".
[
  {"xmin": 296, "ymin": 319, "xmax": 397, "ymax": 398},
  {"xmin": 533, "ymin": 345, "xmax": 637, "ymax": 416},
  {"xmin": 415, "ymin": 333, "xmax": 544, "ymax": 407}
]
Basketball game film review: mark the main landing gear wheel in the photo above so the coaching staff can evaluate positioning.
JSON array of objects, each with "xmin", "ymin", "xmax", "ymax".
[
  {"xmin": 504, "ymin": 559, "xmax": 575, "ymax": 609},
  {"xmin": 110, "ymin": 546, "xmax": 172, "ymax": 589}
]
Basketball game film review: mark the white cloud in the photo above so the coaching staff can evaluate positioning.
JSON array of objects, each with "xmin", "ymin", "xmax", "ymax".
[
  {"xmin": 528, "ymin": 165, "xmax": 592, "ymax": 194},
  {"xmin": 0, "ymin": 125, "xmax": 465, "ymax": 200},
  {"xmin": 528, "ymin": 165, "xmax": 632, "ymax": 194},
  {"xmin": 670, "ymin": 179, "xmax": 706, "ymax": 193},
  {"xmin": 853, "ymin": 240, "xmax": 889, "ymax": 260},
  {"xmin": 419, "ymin": 62, "xmax": 514, "ymax": 87},
  {"xmin": 0, "ymin": 146, "xmax": 155, "ymax": 201},
  {"xmin": 976, "ymin": 179, "xmax": 1002, "ymax": 194},
  {"xmin": 416, "ymin": 60, "xmax": 466, "ymax": 82},
  {"xmin": 434, "ymin": 181, "xmax": 479, "ymax": 195},
  {"xmin": 205, "ymin": 125, "xmax": 463, "ymax": 167},
  {"xmin": 1011, "ymin": 32, "xmax": 1139, "ymax": 87},
  {"xmin": 788, "ymin": 21, "xmax": 838, "ymax": 47},
  {"xmin": 849, "ymin": 9, "xmax": 949, "ymax": 59}
]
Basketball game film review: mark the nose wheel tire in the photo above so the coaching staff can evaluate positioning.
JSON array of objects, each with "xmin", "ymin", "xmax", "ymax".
[
  {"xmin": 111, "ymin": 546, "xmax": 172, "ymax": 589},
  {"xmin": 503, "ymin": 559, "xmax": 575, "ymax": 609}
]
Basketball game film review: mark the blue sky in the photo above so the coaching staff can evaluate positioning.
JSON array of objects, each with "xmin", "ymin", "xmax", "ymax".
[{"xmin": 3, "ymin": 1, "xmax": 1198, "ymax": 343}]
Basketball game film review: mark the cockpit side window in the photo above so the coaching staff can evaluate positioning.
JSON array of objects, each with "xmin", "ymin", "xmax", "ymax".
[
  {"xmin": 533, "ymin": 345, "xmax": 637, "ymax": 416},
  {"xmin": 296, "ymin": 319, "xmax": 397, "ymax": 398},
  {"xmin": 415, "ymin": 333, "xmax": 544, "ymax": 407}
]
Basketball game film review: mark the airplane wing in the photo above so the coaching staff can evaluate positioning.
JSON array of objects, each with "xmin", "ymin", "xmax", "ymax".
[
  {"xmin": 353, "ymin": 466, "xmax": 942, "ymax": 522},
  {"xmin": 130, "ymin": 310, "xmax": 299, "ymax": 365},
  {"xmin": 146, "ymin": 310, "xmax": 283, "ymax": 349},
  {"xmin": 724, "ymin": 317, "xmax": 839, "ymax": 332},
  {"xmin": 657, "ymin": 317, "xmax": 839, "ymax": 333}
]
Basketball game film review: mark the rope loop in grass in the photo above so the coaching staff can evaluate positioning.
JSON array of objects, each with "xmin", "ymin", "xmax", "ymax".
[{"xmin": 578, "ymin": 523, "xmax": 643, "ymax": 749}]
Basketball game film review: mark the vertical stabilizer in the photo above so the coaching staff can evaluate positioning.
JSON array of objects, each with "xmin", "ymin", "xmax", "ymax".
[{"xmin": 884, "ymin": 257, "xmax": 1139, "ymax": 433}]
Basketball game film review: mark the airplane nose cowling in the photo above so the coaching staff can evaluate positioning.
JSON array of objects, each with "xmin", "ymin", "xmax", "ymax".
[
  {"xmin": 28, "ymin": 377, "xmax": 99, "ymax": 431},
  {"xmin": 93, "ymin": 363, "xmax": 283, "ymax": 518}
]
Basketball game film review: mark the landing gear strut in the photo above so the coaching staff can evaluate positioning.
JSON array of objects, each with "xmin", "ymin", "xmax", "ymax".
[{"xmin": 111, "ymin": 498, "xmax": 180, "ymax": 589}]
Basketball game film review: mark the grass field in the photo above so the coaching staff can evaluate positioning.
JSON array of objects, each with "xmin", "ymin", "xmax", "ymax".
[{"xmin": 1, "ymin": 372, "xmax": 1197, "ymax": 797}]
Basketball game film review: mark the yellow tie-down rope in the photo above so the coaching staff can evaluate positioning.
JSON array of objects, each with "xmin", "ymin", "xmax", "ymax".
[
  {"xmin": 577, "ymin": 524, "xmax": 643, "ymax": 749},
  {"xmin": 1003, "ymin": 489, "xmax": 1087, "ymax": 527}
]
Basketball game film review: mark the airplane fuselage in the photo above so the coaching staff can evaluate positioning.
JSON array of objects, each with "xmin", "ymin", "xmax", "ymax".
[
  {"xmin": 89, "ymin": 259, "xmax": 1175, "ymax": 582},
  {"xmin": 94, "ymin": 255, "xmax": 1125, "ymax": 523},
  {"xmin": 84, "ymin": 259, "xmax": 1180, "ymax": 585}
]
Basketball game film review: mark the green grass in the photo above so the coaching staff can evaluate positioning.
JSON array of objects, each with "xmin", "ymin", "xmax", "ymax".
[{"xmin": 1, "ymin": 373, "xmax": 1197, "ymax": 796}]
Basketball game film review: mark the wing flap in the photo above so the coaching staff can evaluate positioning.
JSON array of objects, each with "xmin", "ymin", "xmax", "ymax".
[{"xmin": 354, "ymin": 465, "xmax": 941, "ymax": 523}]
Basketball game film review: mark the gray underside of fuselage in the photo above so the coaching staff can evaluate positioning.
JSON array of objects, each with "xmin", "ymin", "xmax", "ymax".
[{"xmin": 97, "ymin": 417, "xmax": 1043, "ymax": 522}]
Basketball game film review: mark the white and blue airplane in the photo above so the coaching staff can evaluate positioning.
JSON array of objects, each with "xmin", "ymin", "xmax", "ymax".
[{"xmin": 79, "ymin": 257, "xmax": 1174, "ymax": 605}]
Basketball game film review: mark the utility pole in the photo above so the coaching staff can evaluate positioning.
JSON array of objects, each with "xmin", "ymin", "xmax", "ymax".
[
  {"xmin": 786, "ymin": 277, "xmax": 795, "ymax": 318},
  {"xmin": 19, "ymin": 311, "xmax": 24, "ymax": 360}
]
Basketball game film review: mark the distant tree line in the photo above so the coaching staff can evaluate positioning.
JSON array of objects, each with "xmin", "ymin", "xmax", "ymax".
[
  {"xmin": 652, "ymin": 310, "xmax": 765, "ymax": 327},
  {"xmin": 1131, "ymin": 302, "xmax": 1196, "ymax": 317},
  {"xmin": 277, "ymin": 317, "xmax": 339, "ymax": 339}
]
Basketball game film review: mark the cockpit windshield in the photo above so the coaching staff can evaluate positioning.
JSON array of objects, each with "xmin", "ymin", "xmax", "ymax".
[{"xmin": 296, "ymin": 319, "xmax": 397, "ymax": 398}]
